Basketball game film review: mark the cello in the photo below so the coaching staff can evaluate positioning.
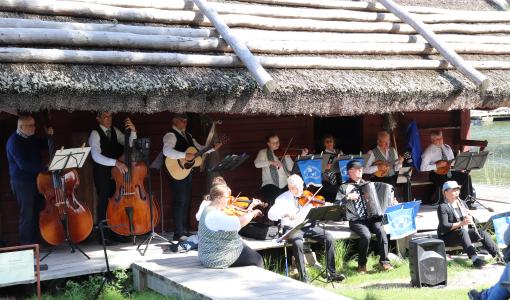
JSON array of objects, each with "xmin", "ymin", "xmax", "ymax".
[
  {"xmin": 37, "ymin": 132, "xmax": 93, "ymax": 246},
  {"xmin": 106, "ymin": 129, "xmax": 159, "ymax": 236}
]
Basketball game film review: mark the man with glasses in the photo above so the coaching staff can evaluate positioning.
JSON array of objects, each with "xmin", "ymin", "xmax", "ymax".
[
  {"xmin": 6, "ymin": 115, "xmax": 53, "ymax": 245},
  {"xmin": 420, "ymin": 130, "xmax": 475, "ymax": 209},
  {"xmin": 163, "ymin": 113, "xmax": 221, "ymax": 241}
]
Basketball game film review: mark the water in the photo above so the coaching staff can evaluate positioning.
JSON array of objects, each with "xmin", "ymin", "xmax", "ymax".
[{"xmin": 470, "ymin": 120, "xmax": 510, "ymax": 186}]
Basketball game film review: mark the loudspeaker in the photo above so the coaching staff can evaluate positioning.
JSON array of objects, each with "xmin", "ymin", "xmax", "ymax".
[{"xmin": 409, "ymin": 237, "xmax": 447, "ymax": 287}]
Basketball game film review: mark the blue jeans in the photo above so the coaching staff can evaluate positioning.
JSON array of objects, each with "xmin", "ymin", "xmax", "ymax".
[{"xmin": 481, "ymin": 264, "xmax": 510, "ymax": 300}]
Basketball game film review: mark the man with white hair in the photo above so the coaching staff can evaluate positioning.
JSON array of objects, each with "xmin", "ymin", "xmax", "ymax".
[
  {"xmin": 268, "ymin": 174, "xmax": 345, "ymax": 283},
  {"xmin": 364, "ymin": 130, "xmax": 403, "ymax": 187}
]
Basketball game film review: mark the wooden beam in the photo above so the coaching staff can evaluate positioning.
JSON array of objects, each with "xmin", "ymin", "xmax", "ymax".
[
  {"xmin": 191, "ymin": 0, "xmax": 275, "ymax": 94},
  {"xmin": 377, "ymin": 0, "xmax": 489, "ymax": 93}
]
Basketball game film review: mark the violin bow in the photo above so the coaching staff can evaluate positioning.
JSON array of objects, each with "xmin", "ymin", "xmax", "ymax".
[
  {"xmin": 279, "ymin": 136, "xmax": 294, "ymax": 175},
  {"xmin": 303, "ymin": 186, "xmax": 323, "ymax": 207}
]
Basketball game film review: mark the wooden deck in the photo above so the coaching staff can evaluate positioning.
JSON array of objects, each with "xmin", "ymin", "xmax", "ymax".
[{"xmin": 132, "ymin": 252, "xmax": 349, "ymax": 300}]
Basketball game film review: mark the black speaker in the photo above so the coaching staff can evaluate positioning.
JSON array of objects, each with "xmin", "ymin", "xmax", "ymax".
[{"xmin": 409, "ymin": 237, "xmax": 447, "ymax": 287}]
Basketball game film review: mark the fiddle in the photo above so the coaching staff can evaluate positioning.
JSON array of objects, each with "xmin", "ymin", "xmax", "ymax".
[
  {"xmin": 298, "ymin": 190, "xmax": 326, "ymax": 207},
  {"xmin": 228, "ymin": 196, "xmax": 267, "ymax": 210}
]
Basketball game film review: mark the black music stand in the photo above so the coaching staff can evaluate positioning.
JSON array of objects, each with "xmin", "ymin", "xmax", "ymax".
[
  {"xmin": 41, "ymin": 146, "xmax": 91, "ymax": 261},
  {"xmin": 452, "ymin": 151, "xmax": 489, "ymax": 208},
  {"xmin": 208, "ymin": 153, "xmax": 250, "ymax": 172}
]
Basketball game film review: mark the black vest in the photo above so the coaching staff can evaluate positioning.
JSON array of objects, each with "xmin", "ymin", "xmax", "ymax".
[
  {"xmin": 96, "ymin": 126, "xmax": 124, "ymax": 160},
  {"xmin": 170, "ymin": 128, "xmax": 194, "ymax": 151}
]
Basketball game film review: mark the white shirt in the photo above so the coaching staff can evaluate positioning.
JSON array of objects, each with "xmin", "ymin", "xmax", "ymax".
[
  {"xmin": 162, "ymin": 126, "xmax": 213, "ymax": 159},
  {"xmin": 364, "ymin": 146, "xmax": 402, "ymax": 174},
  {"xmin": 254, "ymin": 148, "xmax": 294, "ymax": 189},
  {"xmin": 88, "ymin": 125, "xmax": 137, "ymax": 167},
  {"xmin": 196, "ymin": 200, "xmax": 211, "ymax": 221},
  {"xmin": 268, "ymin": 190, "xmax": 313, "ymax": 228},
  {"xmin": 420, "ymin": 143, "xmax": 455, "ymax": 172},
  {"xmin": 203, "ymin": 209, "xmax": 241, "ymax": 232}
]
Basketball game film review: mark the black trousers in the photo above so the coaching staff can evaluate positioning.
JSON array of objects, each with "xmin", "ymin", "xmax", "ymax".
[
  {"xmin": 286, "ymin": 226, "xmax": 337, "ymax": 282},
  {"xmin": 170, "ymin": 175, "xmax": 192, "ymax": 237},
  {"xmin": 430, "ymin": 171, "xmax": 473, "ymax": 201},
  {"xmin": 230, "ymin": 243, "xmax": 264, "ymax": 268},
  {"xmin": 349, "ymin": 219, "xmax": 389, "ymax": 267},
  {"xmin": 440, "ymin": 228, "xmax": 499, "ymax": 258},
  {"xmin": 321, "ymin": 181, "xmax": 339, "ymax": 202},
  {"xmin": 260, "ymin": 184, "xmax": 287, "ymax": 207},
  {"xmin": 10, "ymin": 180, "xmax": 42, "ymax": 245}
]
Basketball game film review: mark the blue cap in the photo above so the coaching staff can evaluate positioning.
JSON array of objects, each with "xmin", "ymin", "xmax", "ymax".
[{"xmin": 442, "ymin": 181, "xmax": 461, "ymax": 191}]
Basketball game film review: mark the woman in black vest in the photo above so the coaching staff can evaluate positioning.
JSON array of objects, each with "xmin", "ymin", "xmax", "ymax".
[{"xmin": 88, "ymin": 112, "xmax": 137, "ymax": 244}]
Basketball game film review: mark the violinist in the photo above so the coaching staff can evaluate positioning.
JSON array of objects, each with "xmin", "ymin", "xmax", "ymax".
[
  {"xmin": 198, "ymin": 184, "xmax": 264, "ymax": 269},
  {"xmin": 268, "ymin": 174, "xmax": 345, "ymax": 283},
  {"xmin": 421, "ymin": 130, "xmax": 475, "ymax": 209},
  {"xmin": 6, "ymin": 115, "xmax": 53, "ymax": 245},
  {"xmin": 254, "ymin": 133, "xmax": 308, "ymax": 206},
  {"xmin": 364, "ymin": 131, "xmax": 403, "ymax": 187},
  {"xmin": 335, "ymin": 160, "xmax": 393, "ymax": 273},
  {"xmin": 88, "ymin": 112, "xmax": 137, "ymax": 245}
]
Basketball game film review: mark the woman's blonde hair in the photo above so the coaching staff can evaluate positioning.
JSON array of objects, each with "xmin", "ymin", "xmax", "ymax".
[{"xmin": 209, "ymin": 184, "xmax": 231, "ymax": 201}]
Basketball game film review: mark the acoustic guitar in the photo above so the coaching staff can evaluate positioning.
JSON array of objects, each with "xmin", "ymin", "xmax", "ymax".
[
  {"xmin": 166, "ymin": 135, "xmax": 228, "ymax": 180},
  {"xmin": 373, "ymin": 152, "xmax": 411, "ymax": 177}
]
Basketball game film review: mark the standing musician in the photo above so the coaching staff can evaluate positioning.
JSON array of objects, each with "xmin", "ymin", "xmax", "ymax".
[
  {"xmin": 198, "ymin": 184, "xmax": 264, "ymax": 269},
  {"xmin": 268, "ymin": 174, "xmax": 346, "ymax": 283},
  {"xmin": 254, "ymin": 133, "xmax": 307, "ymax": 207},
  {"xmin": 162, "ymin": 113, "xmax": 222, "ymax": 241},
  {"xmin": 335, "ymin": 160, "xmax": 393, "ymax": 273},
  {"xmin": 437, "ymin": 181, "xmax": 501, "ymax": 268},
  {"xmin": 364, "ymin": 130, "xmax": 403, "ymax": 187},
  {"xmin": 88, "ymin": 112, "xmax": 136, "ymax": 245},
  {"xmin": 420, "ymin": 130, "xmax": 475, "ymax": 209},
  {"xmin": 321, "ymin": 134, "xmax": 343, "ymax": 201},
  {"xmin": 6, "ymin": 115, "xmax": 53, "ymax": 245}
]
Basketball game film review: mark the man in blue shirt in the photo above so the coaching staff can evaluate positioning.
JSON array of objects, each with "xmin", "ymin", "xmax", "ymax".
[{"xmin": 6, "ymin": 115, "xmax": 53, "ymax": 245}]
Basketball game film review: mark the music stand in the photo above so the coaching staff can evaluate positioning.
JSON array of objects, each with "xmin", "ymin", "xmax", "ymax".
[
  {"xmin": 452, "ymin": 151, "xmax": 490, "ymax": 207},
  {"xmin": 149, "ymin": 152, "xmax": 166, "ymax": 234},
  {"xmin": 41, "ymin": 146, "xmax": 91, "ymax": 261},
  {"xmin": 208, "ymin": 153, "xmax": 250, "ymax": 172}
]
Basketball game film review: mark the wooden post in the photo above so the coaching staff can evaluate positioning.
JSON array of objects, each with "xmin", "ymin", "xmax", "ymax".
[
  {"xmin": 377, "ymin": 0, "xmax": 490, "ymax": 94},
  {"xmin": 191, "ymin": 0, "xmax": 276, "ymax": 94}
]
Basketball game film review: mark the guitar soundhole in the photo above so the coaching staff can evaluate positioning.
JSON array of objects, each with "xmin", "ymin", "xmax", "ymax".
[{"xmin": 184, "ymin": 160, "xmax": 195, "ymax": 169}]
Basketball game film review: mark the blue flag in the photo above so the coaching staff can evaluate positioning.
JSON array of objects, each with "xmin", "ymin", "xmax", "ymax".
[
  {"xmin": 491, "ymin": 212, "xmax": 510, "ymax": 247},
  {"xmin": 407, "ymin": 120, "xmax": 422, "ymax": 170},
  {"xmin": 385, "ymin": 201, "xmax": 421, "ymax": 240},
  {"xmin": 338, "ymin": 158, "xmax": 364, "ymax": 183},
  {"xmin": 297, "ymin": 158, "xmax": 323, "ymax": 187}
]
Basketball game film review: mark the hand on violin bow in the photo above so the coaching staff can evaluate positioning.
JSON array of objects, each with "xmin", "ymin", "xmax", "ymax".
[
  {"xmin": 115, "ymin": 160, "xmax": 128, "ymax": 174},
  {"xmin": 124, "ymin": 117, "xmax": 136, "ymax": 132},
  {"xmin": 247, "ymin": 198, "xmax": 264, "ymax": 211},
  {"xmin": 270, "ymin": 160, "xmax": 283, "ymax": 168},
  {"xmin": 301, "ymin": 148, "xmax": 309, "ymax": 156}
]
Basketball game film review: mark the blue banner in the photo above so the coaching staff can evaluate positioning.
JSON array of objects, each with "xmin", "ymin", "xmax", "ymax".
[
  {"xmin": 297, "ymin": 158, "xmax": 323, "ymax": 187},
  {"xmin": 406, "ymin": 120, "xmax": 422, "ymax": 170},
  {"xmin": 338, "ymin": 158, "xmax": 364, "ymax": 183},
  {"xmin": 385, "ymin": 201, "xmax": 421, "ymax": 240},
  {"xmin": 491, "ymin": 212, "xmax": 510, "ymax": 247}
]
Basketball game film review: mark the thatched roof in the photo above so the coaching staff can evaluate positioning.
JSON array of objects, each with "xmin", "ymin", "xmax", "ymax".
[{"xmin": 0, "ymin": 0, "xmax": 509, "ymax": 116}]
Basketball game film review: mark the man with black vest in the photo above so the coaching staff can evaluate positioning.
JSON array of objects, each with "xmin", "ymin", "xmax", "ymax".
[
  {"xmin": 364, "ymin": 130, "xmax": 403, "ymax": 187},
  {"xmin": 88, "ymin": 112, "xmax": 137, "ymax": 244},
  {"xmin": 163, "ymin": 113, "xmax": 222, "ymax": 241}
]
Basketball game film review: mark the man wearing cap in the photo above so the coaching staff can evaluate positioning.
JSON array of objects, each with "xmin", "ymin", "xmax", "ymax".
[
  {"xmin": 335, "ymin": 160, "xmax": 393, "ymax": 273},
  {"xmin": 268, "ymin": 174, "xmax": 345, "ymax": 283},
  {"xmin": 468, "ymin": 227, "xmax": 510, "ymax": 300},
  {"xmin": 437, "ymin": 180, "xmax": 500, "ymax": 268},
  {"xmin": 89, "ymin": 112, "xmax": 136, "ymax": 245},
  {"xmin": 163, "ymin": 113, "xmax": 222, "ymax": 241},
  {"xmin": 420, "ymin": 130, "xmax": 476, "ymax": 209}
]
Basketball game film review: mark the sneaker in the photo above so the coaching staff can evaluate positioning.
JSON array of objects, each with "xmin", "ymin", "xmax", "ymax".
[
  {"xmin": 380, "ymin": 263, "xmax": 394, "ymax": 271},
  {"xmin": 472, "ymin": 258, "xmax": 487, "ymax": 268},
  {"xmin": 467, "ymin": 289, "xmax": 482, "ymax": 300},
  {"xmin": 329, "ymin": 273, "xmax": 346, "ymax": 282},
  {"xmin": 357, "ymin": 265, "xmax": 367, "ymax": 274}
]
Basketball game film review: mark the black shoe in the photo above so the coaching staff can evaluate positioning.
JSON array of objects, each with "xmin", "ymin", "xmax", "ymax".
[
  {"xmin": 466, "ymin": 201, "xmax": 477, "ymax": 210},
  {"xmin": 173, "ymin": 233, "xmax": 188, "ymax": 242},
  {"xmin": 329, "ymin": 273, "xmax": 346, "ymax": 282},
  {"xmin": 473, "ymin": 258, "xmax": 487, "ymax": 268},
  {"xmin": 468, "ymin": 289, "xmax": 482, "ymax": 300}
]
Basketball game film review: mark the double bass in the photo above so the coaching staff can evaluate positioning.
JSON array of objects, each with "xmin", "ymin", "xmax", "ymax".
[
  {"xmin": 106, "ymin": 129, "xmax": 159, "ymax": 236},
  {"xmin": 37, "ymin": 135, "xmax": 93, "ymax": 245}
]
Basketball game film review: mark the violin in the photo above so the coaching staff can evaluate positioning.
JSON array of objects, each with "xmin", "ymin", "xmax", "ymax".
[
  {"xmin": 298, "ymin": 190, "xmax": 326, "ymax": 207},
  {"xmin": 228, "ymin": 196, "xmax": 267, "ymax": 210}
]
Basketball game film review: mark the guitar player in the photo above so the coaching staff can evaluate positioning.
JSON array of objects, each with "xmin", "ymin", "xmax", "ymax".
[
  {"xmin": 420, "ymin": 130, "xmax": 476, "ymax": 209},
  {"xmin": 162, "ymin": 113, "xmax": 222, "ymax": 241}
]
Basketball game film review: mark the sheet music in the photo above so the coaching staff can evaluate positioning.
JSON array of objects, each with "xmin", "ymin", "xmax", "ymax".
[{"xmin": 48, "ymin": 147, "xmax": 91, "ymax": 171}]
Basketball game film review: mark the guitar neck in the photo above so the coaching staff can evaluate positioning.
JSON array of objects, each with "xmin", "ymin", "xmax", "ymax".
[{"xmin": 192, "ymin": 145, "xmax": 213, "ymax": 159}]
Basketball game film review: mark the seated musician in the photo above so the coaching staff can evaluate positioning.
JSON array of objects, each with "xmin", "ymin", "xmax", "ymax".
[
  {"xmin": 268, "ymin": 174, "xmax": 346, "ymax": 283},
  {"xmin": 254, "ymin": 133, "xmax": 307, "ymax": 206},
  {"xmin": 321, "ymin": 134, "xmax": 343, "ymax": 201},
  {"xmin": 421, "ymin": 130, "xmax": 476, "ymax": 209},
  {"xmin": 335, "ymin": 160, "xmax": 393, "ymax": 273},
  {"xmin": 198, "ymin": 184, "xmax": 264, "ymax": 269},
  {"xmin": 437, "ymin": 181, "xmax": 501, "ymax": 268},
  {"xmin": 364, "ymin": 130, "xmax": 403, "ymax": 187}
]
